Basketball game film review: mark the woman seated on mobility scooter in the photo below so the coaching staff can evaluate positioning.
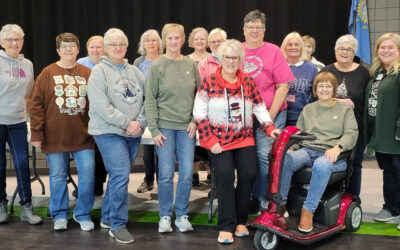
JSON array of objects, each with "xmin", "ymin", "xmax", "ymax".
[{"xmin": 279, "ymin": 71, "xmax": 358, "ymax": 232}]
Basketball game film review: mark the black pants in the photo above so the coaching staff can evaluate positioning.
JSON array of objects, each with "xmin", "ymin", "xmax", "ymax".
[
  {"xmin": 143, "ymin": 144, "xmax": 158, "ymax": 184},
  {"xmin": 209, "ymin": 146, "xmax": 256, "ymax": 232},
  {"xmin": 376, "ymin": 152, "xmax": 400, "ymax": 215}
]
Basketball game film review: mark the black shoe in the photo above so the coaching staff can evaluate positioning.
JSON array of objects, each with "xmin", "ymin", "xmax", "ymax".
[
  {"xmin": 192, "ymin": 173, "xmax": 200, "ymax": 186},
  {"xmin": 248, "ymin": 197, "xmax": 260, "ymax": 215}
]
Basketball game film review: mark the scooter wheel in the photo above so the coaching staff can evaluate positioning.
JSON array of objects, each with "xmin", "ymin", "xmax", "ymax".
[
  {"xmin": 345, "ymin": 201, "xmax": 362, "ymax": 232},
  {"xmin": 254, "ymin": 229, "xmax": 280, "ymax": 250}
]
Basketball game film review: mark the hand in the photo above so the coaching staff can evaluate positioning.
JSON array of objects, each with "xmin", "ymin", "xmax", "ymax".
[
  {"xmin": 31, "ymin": 141, "xmax": 42, "ymax": 148},
  {"xmin": 187, "ymin": 122, "xmax": 196, "ymax": 139},
  {"xmin": 153, "ymin": 133, "xmax": 167, "ymax": 147},
  {"xmin": 211, "ymin": 143, "xmax": 223, "ymax": 154},
  {"xmin": 125, "ymin": 121, "xmax": 141, "ymax": 136},
  {"xmin": 396, "ymin": 136, "xmax": 400, "ymax": 141},
  {"xmin": 324, "ymin": 146, "xmax": 341, "ymax": 163},
  {"xmin": 270, "ymin": 129, "xmax": 281, "ymax": 138},
  {"xmin": 335, "ymin": 98, "xmax": 354, "ymax": 109}
]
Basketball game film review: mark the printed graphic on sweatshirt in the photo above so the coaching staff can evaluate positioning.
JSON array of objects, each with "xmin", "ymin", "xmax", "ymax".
[
  {"xmin": 53, "ymin": 74, "xmax": 87, "ymax": 115},
  {"xmin": 113, "ymin": 76, "xmax": 142, "ymax": 105},
  {"xmin": 243, "ymin": 55, "xmax": 263, "ymax": 79},
  {"xmin": 4, "ymin": 66, "xmax": 27, "ymax": 78}
]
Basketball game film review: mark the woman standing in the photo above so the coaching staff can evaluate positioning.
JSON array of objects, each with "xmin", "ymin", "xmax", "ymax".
[
  {"xmin": 320, "ymin": 34, "xmax": 370, "ymax": 203},
  {"xmin": 280, "ymin": 32, "xmax": 317, "ymax": 125},
  {"xmin": 364, "ymin": 33, "xmax": 400, "ymax": 231},
  {"xmin": 134, "ymin": 29, "xmax": 163, "ymax": 194},
  {"xmin": 188, "ymin": 27, "xmax": 210, "ymax": 63},
  {"xmin": 88, "ymin": 28, "xmax": 146, "ymax": 244},
  {"xmin": 145, "ymin": 23, "xmax": 201, "ymax": 233},
  {"xmin": 0, "ymin": 24, "xmax": 42, "ymax": 225},
  {"xmin": 194, "ymin": 39, "xmax": 279, "ymax": 243},
  {"xmin": 28, "ymin": 33, "xmax": 94, "ymax": 231}
]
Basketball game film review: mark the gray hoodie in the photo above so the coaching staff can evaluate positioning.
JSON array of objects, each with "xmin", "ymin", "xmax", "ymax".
[
  {"xmin": 87, "ymin": 56, "xmax": 146, "ymax": 137},
  {"xmin": 0, "ymin": 50, "xmax": 34, "ymax": 124}
]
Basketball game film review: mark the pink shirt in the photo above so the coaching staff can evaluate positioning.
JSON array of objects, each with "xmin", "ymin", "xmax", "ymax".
[
  {"xmin": 198, "ymin": 54, "xmax": 220, "ymax": 80},
  {"xmin": 242, "ymin": 42, "xmax": 295, "ymax": 110}
]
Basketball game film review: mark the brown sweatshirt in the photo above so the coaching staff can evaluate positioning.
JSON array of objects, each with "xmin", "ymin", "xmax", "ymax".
[{"xmin": 27, "ymin": 63, "xmax": 94, "ymax": 153}]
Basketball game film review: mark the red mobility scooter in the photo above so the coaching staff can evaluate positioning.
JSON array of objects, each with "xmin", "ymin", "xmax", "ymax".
[{"xmin": 250, "ymin": 126, "xmax": 362, "ymax": 250}]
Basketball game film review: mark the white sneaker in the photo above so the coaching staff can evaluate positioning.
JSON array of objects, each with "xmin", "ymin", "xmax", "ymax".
[
  {"xmin": 54, "ymin": 218, "xmax": 68, "ymax": 230},
  {"xmin": 175, "ymin": 215, "xmax": 193, "ymax": 232},
  {"xmin": 73, "ymin": 214, "xmax": 94, "ymax": 231},
  {"xmin": 158, "ymin": 216, "xmax": 173, "ymax": 233}
]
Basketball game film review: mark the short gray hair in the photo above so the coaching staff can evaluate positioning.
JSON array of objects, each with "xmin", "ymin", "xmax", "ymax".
[
  {"xmin": 335, "ymin": 34, "xmax": 358, "ymax": 53},
  {"xmin": 208, "ymin": 28, "xmax": 227, "ymax": 44},
  {"xmin": 217, "ymin": 39, "xmax": 245, "ymax": 64},
  {"xmin": 137, "ymin": 29, "xmax": 163, "ymax": 56},
  {"xmin": 104, "ymin": 28, "xmax": 129, "ymax": 50},
  {"xmin": 0, "ymin": 24, "xmax": 24, "ymax": 42},
  {"xmin": 244, "ymin": 10, "xmax": 266, "ymax": 27}
]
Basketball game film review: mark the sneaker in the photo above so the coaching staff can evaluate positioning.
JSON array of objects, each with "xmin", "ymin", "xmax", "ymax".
[
  {"xmin": 374, "ymin": 208, "xmax": 400, "ymax": 222},
  {"xmin": 73, "ymin": 214, "xmax": 94, "ymax": 231},
  {"xmin": 192, "ymin": 173, "xmax": 200, "ymax": 186},
  {"xmin": 397, "ymin": 224, "xmax": 400, "ymax": 231},
  {"xmin": 158, "ymin": 216, "xmax": 173, "ymax": 233},
  {"xmin": 175, "ymin": 215, "xmax": 193, "ymax": 232},
  {"xmin": 109, "ymin": 226, "xmax": 134, "ymax": 244},
  {"xmin": 54, "ymin": 218, "xmax": 68, "ymax": 230},
  {"xmin": 0, "ymin": 201, "xmax": 9, "ymax": 223},
  {"xmin": 20, "ymin": 203, "xmax": 43, "ymax": 225},
  {"xmin": 100, "ymin": 221, "xmax": 111, "ymax": 229},
  {"xmin": 137, "ymin": 181, "xmax": 154, "ymax": 193}
]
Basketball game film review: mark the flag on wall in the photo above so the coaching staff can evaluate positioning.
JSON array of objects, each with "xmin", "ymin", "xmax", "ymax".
[{"xmin": 348, "ymin": 0, "xmax": 371, "ymax": 65}]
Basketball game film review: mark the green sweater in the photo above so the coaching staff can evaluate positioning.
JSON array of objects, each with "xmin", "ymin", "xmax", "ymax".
[
  {"xmin": 296, "ymin": 101, "xmax": 358, "ymax": 152},
  {"xmin": 145, "ymin": 56, "xmax": 201, "ymax": 137},
  {"xmin": 364, "ymin": 70, "xmax": 400, "ymax": 154}
]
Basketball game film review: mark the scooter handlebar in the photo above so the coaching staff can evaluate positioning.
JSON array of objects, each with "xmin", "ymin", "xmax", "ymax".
[{"xmin": 289, "ymin": 132, "xmax": 317, "ymax": 141}]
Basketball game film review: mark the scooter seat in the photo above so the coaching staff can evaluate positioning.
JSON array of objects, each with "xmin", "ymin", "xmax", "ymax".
[{"xmin": 292, "ymin": 167, "xmax": 346, "ymax": 185}]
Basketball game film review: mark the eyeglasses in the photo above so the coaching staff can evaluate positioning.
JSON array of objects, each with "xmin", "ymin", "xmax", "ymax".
[
  {"xmin": 5, "ymin": 38, "xmax": 23, "ymax": 43},
  {"xmin": 245, "ymin": 25, "xmax": 265, "ymax": 31},
  {"xmin": 337, "ymin": 47, "xmax": 353, "ymax": 53},
  {"xmin": 223, "ymin": 55, "xmax": 240, "ymax": 62},
  {"xmin": 60, "ymin": 44, "xmax": 77, "ymax": 50},
  {"xmin": 210, "ymin": 39, "xmax": 223, "ymax": 45},
  {"xmin": 144, "ymin": 39, "xmax": 158, "ymax": 44},
  {"xmin": 108, "ymin": 43, "xmax": 127, "ymax": 48},
  {"xmin": 317, "ymin": 84, "xmax": 333, "ymax": 89}
]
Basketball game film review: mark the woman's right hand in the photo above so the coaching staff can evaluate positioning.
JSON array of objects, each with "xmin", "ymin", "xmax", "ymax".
[
  {"xmin": 153, "ymin": 133, "xmax": 167, "ymax": 147},
  {"xmin": 31, "ymin": 141, "xmax": 42, "ymax": 148},
  {"xmin": 211, "ymin": 143, "xmax": 223, "ymax": 154}
]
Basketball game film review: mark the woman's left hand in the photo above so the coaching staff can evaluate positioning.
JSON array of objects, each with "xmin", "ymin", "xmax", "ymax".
[
  {"xmin": 187, "ymin": 122, "xmax": 197, "ymax": 139},
  {"xmin": 325, "ymin": 146, "xmax": 341, "ymax": 163}
]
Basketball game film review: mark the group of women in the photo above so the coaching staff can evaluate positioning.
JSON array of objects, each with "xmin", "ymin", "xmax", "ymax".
[{"xmin": 0, "ymin": 19, "xmax": 399, "ymax": 245}]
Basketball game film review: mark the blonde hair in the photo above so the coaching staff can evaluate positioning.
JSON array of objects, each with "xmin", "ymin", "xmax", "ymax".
[
  {"xmin": 302, "ymin": 35, "xmax": 316, "ymax": 53},
  {"xmin": 280, "ymin": 32, "xmax": 307, "ymax": 62},
  {"xmin": 370, "ymin": 33, "xmax": 400, "ymax": 75},
  {"xmin": 161, "ymin": 23, "xmax": 185, "ymax": 47},
  {"xmin": 208, "ymin": 28, "xmax": 227, "ymax": 44},
  {"xmin": 188, "ymin": 27, "xmax": 208, "ymax": 48}
]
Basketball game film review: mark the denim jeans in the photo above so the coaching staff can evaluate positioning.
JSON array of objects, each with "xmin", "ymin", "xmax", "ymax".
[
  {"xmin": 156, "ymin": 128, "xmax": 195, "ymax": 218},
  {"xmin": 93, "ymin": 134, "xmax": 141, "ymax": 230},
  {"xmin": 0, "ymin": 122, "xmax": 32, "ymax": 205},
  {"xmin": 254, "ymin": 110, "xmax": 287, "ymax": 209},
  {"xmin": 143, "ymin": 144, "xmax": 158, "ymax": 184},
  {"xmin": 375, "ymin": 152, "xmax": 400, "ymax": 216},
  {"xmin": 47, "ymin": 149, "xmax": 95, "ymax": 221},
  {"xmin": 279, "ymin": 147, "xmax": 347, "ymax": 212},
  {"xmin": 345, "ymin": 134, "xmax": 365, "ymax": 202}
]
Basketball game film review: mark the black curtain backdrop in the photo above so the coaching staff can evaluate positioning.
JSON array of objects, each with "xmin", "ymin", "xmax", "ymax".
[{"xmin": 0, "ymin": 0, "xmax": 352, "ymax": 76}]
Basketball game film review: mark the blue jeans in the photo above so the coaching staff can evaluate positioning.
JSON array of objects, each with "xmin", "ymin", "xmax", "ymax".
[
  {"xmin": 254, "ymin": 110, "xmax": 287, "ymax": 208},
  {"xmin": 93, "ymin": 134, "xmax": 141, "ymax": 230},
  {"xmin": 0, "ymin": 122, "xmax": 32, "ymax": 205},
  {"xmin": 279, "ymin": 147, "xmax": 347, "ymax": 212},
  {"xmin": 47, "ymin": 149, "xmax": 95, "ymax": 221},
  {"xmin": 156, "ymin": 128, "xmax": 195, "ymax": 217}
]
